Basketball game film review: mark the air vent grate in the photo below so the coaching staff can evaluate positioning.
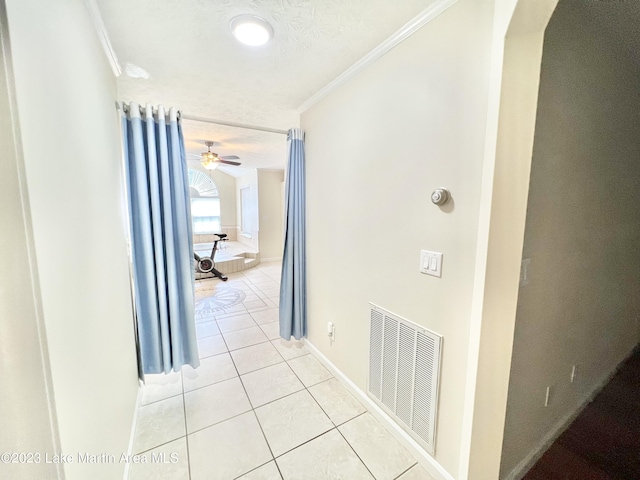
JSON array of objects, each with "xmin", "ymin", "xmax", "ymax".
[
  {"xmin": 369, "ymin": 310, "xmax": 384, "ymax": 399},
  {"xmin": 367, "ymin": 304, "xmax": 442, "ymax": 454}
]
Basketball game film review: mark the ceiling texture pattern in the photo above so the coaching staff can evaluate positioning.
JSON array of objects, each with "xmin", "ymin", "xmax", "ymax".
[{"xmin": 96, "ymin": 0, "xmax": 437, "ymax": 174}]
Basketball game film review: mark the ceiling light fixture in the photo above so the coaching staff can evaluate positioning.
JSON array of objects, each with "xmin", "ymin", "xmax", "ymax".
[
  {"xmin": 201, "ymin": 142, "xmax": 219, "ymax": 170},
  {"xmin": 230, "ymin": 15, "xmax": 273, "ymax": 46},
  {"xmin": 201, "ymin": 157, "xmax": 219, "ymax": 170}
]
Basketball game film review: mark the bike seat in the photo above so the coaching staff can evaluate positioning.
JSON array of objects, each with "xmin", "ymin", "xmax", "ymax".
[{"xmin": 215, "ymin": 233, "xmax": 228, "ymax": 239}]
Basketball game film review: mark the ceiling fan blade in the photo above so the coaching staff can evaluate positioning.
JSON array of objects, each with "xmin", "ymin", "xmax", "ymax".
[
  {"xmin": 218, "ymin": 159, "xmax": 242, "ymax": 166},
  {"xmin": 220, "ymin": 155, "xmax": 240, "ymax": 160}
]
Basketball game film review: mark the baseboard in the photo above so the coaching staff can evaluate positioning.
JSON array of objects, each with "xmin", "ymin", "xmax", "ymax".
[
  {"xmin": 304, "ymin": 339, "xmax": 455, "ymax": 480},
  {"xmin": 260, "ymin": 256, "xmax": 282, "ymax": 262},
  {"xmin": 122, "ymin": 382, "xmax": 143, "ymax": 480},
  {"xmin": 504, "ymin": 344, "xmax": 640, "ymax": 480}
]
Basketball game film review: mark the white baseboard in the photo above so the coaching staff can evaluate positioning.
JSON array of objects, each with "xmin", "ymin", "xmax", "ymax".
[
  {"xmin": 122, "ymin": 382, "xmax": 143, "ymax": 480},
  {"xmin": 504, "ymin": 344, "xmax": 639, "ymax": 480},
  {"xmin": 260, "ymin": 256, "xmax": 282, "ymax": 262},
  {"xmin": 304, "ymin": 339, "xmax": 455, "ymax": 480}
]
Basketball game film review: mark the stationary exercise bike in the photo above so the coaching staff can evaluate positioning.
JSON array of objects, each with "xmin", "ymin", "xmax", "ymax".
[{"xmin": 194, "ymin": 233, "xmax": 228, "ymax": 281}]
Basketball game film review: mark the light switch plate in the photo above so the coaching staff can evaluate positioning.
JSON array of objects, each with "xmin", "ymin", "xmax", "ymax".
[
  {"xmin": 420, "ymin": 250, "xmax": 443, "ymax": 278},
  {"xmin": 520, "ymin": 258, "xmax": 531, "ymax": 287}
]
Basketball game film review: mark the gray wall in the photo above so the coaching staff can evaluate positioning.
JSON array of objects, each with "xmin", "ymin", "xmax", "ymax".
[{"xmin": 501, "ymin": 1, "xmax": 640, "ymax": 477}]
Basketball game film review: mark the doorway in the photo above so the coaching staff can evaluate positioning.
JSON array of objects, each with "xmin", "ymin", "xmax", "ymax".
[{"xmin": 500, "ymin": 1, "xmax": 640, "ymax": 478}]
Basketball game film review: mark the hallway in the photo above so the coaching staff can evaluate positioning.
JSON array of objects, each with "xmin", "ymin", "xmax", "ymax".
[
  {"xmin": 523, "ymin": 348, "xmax": 640, "ymax": 479},
  {"xmin": 129, "ymin": 262, "xmax": 434, "ymax": 480}
]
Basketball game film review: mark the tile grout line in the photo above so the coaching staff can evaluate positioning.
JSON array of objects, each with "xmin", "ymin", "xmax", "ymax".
[
  {"xmin": 133, "ymin": 435, "xmax": 189, "ymax": 457},
  {"xmin": 290, "ymin": 354, "xmax": 418, "ymax": 479},
  {"xmin": 276, "ymin": 357, "xmax": 336, "ymax": 447},
  {"xmin": 392, "ymin": 462, "xmax": 419, "ymax": 480},
  {"xmin": 278, "ymin": 358, "xmax": 376, "ymax": 477},
  {"xmin": 139, "ymin": 361, "xmax": 366, "ymax": 473},
  {"xmin": 189, "ymin": 315, "xmax": 335, "ymax": 476},
  {"xmin": 184, "ymin": 357, "xmax": 337, "ymax": 439},
  {"xmin": 139, "ymin": 390, "xmax": 183, "ymax": 407},
  {"xmin": 188, "ymin": 314, "xmax": 277, "ymax": 475},
  {"xmin": 230, "ymin": 334, "xmax": 282, "ymax": 476},
  {"xmin": 297, "ymin": 358, "xmax": 417, "ymax": 479},
  {"xmin": 187, "ymin": 270, "xmax": 404, "ymax": 479},
  {"xmin": 231, "ymin": 459, "xmax": 281, "ymax": 480},
  {"xmin": 190, "ymin": 338, "xmax": 302, "ymax": 390},
  {"xmin": 180, "ymin": 369, "xmax": 192, "ymax": 480},
  {"xmin": 271, "ymin": 426, "xmax": 338, "ymax": 461},
  {"xmin": 335, "ymin": 425, "xmax": 378, "ymax": 479},
  {"xmin": 145, "ymin": 358, "xmax": 368, "ymax": 473}
]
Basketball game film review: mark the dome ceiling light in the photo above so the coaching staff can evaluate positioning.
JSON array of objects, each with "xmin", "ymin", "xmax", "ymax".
[{"xmin": 230, "ymin": 15, "xmax": 273, "ymax": 46}]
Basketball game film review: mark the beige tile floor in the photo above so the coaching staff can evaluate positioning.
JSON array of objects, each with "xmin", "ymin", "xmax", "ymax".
[{"xmin": 130, "ymin": 261, "xmax": 435, "ymax": 480}]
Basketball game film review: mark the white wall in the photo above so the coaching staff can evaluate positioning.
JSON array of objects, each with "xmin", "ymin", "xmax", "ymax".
[
  {"xmin": 500, "ymin": 2, "xmax": 640, "ymax": 476},
  {"xmin": 0, "ymin": 4, "xmax": 60, "ymax": 477},
  {"xmin": 5, "ymin": 1, "xmax": 139, "ymax": 479},
  {"xmin": 235, "ymin": 170, "xmax": 260, "ymax": 251},
  {"xmin": 301, "ymin": 1, "xmax": 496, "ymax": 477},
  {"xmin": 257, "ymin": 170, "xmax": 284, "ymax": 259},
  {"xmin": 460, "ymin": 1, "xmax": 559, "ymax": 477},
  {"xmin": 209, "ymin": 168, "xmax": 237, "ymax": 229}
]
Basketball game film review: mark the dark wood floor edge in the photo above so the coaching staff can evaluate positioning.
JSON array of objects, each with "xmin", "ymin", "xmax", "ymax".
[{"xmin": 501, "ymin": 341, "xmax": 640, "ymax": 480}]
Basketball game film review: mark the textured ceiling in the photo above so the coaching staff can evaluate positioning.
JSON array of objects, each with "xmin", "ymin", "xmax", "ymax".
[{"xmin": 96, "ymin": 0, "xmax": 437, "ymax": 175}]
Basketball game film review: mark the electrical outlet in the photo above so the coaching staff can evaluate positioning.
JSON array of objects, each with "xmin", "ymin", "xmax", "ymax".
[
  {"xmin": 520, "ymin": 258, "xmax": 531, "ymax": 287},
  {"xmin": 327, "ymin": 322, "xmax": 335, "ymax": 341},
  {"xmin": 544, "ymin": 386, "xmax": 551, "ymax": 407}
]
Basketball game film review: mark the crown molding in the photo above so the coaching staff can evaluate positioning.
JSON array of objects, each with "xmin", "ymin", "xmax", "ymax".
[
  {"xmin": 297, "ymin": 0, "xmax": 458, "ymax": 114},
  {"xmin": 84, "ymin": 0, "xmax": 122, "ymax": 77}
]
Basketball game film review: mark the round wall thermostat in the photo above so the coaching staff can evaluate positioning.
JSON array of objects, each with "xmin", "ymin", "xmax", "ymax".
[{"xmin": 431, "ymin": 188, "xmax": 450, "ymax": 206}]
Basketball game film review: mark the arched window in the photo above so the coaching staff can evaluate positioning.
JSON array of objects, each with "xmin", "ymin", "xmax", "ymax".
[{"xmin": 188, "ymin": 169, "xmax": 221, "ymax": 234}]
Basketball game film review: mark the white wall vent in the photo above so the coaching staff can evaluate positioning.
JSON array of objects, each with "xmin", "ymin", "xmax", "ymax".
[{"xmin": 368, "ymin": 303, "xmax": 442, "ymax": 454}]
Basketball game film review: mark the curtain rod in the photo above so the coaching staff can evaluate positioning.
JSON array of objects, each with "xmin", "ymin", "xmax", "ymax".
[
  {"xmin": 180, "ymin": 114, "xmax": 289, "ymax": 136},
  {"xmin": 116, "ymin": 103, "xmax": 288, "ymax": 136}
]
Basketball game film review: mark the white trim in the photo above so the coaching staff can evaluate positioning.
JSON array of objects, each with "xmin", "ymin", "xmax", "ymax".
[
  {"xmin": 503, "ymin": 346, "xmax": 639, "ymax": 480},
  {"xmin": 297, "ymin": 0, "xmax": 458, "ymax": 113},
  {"xmin": 84, "ymin": 0, "xmax": 122, "ymax": 77},
  {"xmin": 303, "ymin": 339, "xmax": 455, "ymax": 480},
  {"xmin": 122, "ymin": 383, "xmax": 143, "ymax": 480}
]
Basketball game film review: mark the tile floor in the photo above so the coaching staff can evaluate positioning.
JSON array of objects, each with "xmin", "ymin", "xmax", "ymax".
[{"xmin": 130, "ymin": 261, "xmax": 435, "ymax": 480}]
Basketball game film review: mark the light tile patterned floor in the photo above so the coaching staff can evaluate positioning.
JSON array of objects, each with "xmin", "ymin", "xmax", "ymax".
[{"xmin": 129, "ymin": 261, "xmax": 435, "ymax": 480}]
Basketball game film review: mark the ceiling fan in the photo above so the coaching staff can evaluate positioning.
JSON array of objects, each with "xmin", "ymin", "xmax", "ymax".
[{"xmin": 191, "ymin": 141, "xmax": 241, "ymax": 170}]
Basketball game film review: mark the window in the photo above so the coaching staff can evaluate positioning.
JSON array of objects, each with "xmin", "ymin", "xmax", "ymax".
[
  {"xmin": 188, "ymin": 169, "xmax": 221, "ymax": 234},
  {"xmin": 191, "ymin": 197, "xmax": 221, "ymax": 234}
]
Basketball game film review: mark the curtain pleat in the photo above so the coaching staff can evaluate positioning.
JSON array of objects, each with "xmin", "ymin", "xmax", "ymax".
[
  {"xmin": 122, "ymin": 102, "xmax": 199, "ymax": 374},
  {"xmin": 279, "ymin": 128, "xmax": 307, "ymax": 340}
]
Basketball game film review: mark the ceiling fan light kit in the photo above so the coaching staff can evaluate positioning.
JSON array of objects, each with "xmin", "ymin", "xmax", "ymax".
[
  {"xmin": 198, "ymin": 140, "xmax": 242, "ymax": 170},
  {"xmin": 201, "ymin": 158, "xmax": 218, "ymax": 170},
  {"xmin": 230, "ymin": 15, "xmax": 273, "ymax": 46}
]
